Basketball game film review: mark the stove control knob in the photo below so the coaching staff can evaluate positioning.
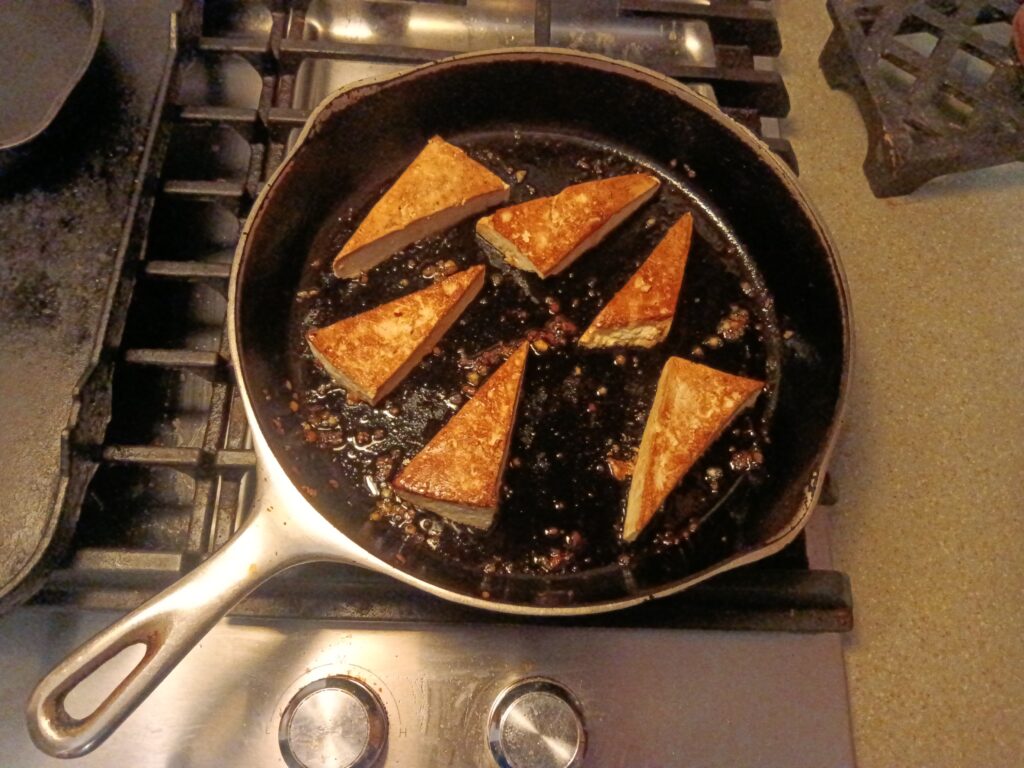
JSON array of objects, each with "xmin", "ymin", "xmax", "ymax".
[
  {"xmin": 487, "ymin": 678, "xmax": 586, "ymax": 768},
  {"xmin": 279, "ymin": 676, "xmax": 387, "ymax": 768}
]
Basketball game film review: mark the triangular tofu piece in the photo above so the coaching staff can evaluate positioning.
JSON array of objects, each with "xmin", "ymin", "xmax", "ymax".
[
  {"xmin": 392, "ymin": 342, "xmax": 529, "ymax": 528},
  {"xmin": 623, "ymin": 357, "xmax": 764, "ymax": 542},
  {"xmin": 307, "ymin": 265, "xmax": 485, "ymax": 404},
  {"xmin": 333, "ymin": 137, "xmax": 510, "ymax": 278},
  {"xmin": 579, "ymin": 213, "xmax": 693, "ymax": 349},
  {"xmin": 476, "ymin": 173, "xmax": 660, "ymax": 278}
]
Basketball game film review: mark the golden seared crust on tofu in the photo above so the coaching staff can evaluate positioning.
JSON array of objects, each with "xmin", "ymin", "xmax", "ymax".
[
  {"xmin": 307, "ymin": 265, "xmax": 485, "ymax": 404},
  {"xmin": 392, "ymin": 342, "xmax": 529, "ymax": 528},
  {"xmin": 476, "ymin": 173, "xmax": 660, "ymax": 278},
  {"xmin": 332, "ymin": 137, "xmax": 509, "ymax": 278},
  {"xmin": 623, "ymin": 357, "xmax": 763, "ymax": 542},
  {"xmin": 579, "ymin": 213, "xmax": 693, "ymax": 349}
]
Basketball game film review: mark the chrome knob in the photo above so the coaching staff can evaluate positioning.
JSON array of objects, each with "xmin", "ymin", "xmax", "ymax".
[
  {"xmin": 280, "ymin": 676, "xmax": 387, "ymax": 768},
  {"xmin": 487, "ymin": 678, "xmax": 587, "ymax": 768}
]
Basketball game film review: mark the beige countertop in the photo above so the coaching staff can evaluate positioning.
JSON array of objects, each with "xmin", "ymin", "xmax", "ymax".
[{"xmin": 776, "ymin": 4, "xmax": 1024, "ymax": 767}]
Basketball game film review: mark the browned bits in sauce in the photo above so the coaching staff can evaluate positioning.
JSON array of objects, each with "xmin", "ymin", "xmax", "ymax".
[
  {"xmin": 703, "ymin": 335, "xmax": 724, "ymax": 349},
  {"xmin": 613, "ymin": 354, "xmax": 627, "ymax": 366},
  {"xmin": 717, "ymin": 306, "xmax": 751, "ymax": 341},
  {"xmin": 288, "ymin": 400, "xmax": 300, "ymax": 413},
  {"xmin": 354, "ymin": 431, "xmax": 371, "ymax": 446},
  {"xmin": 303, "ymin": 429, "xmax": 318, "ymax": 443},
  {"xmin": 606, "ymin": 456, "xmax": 634, "ymax": 482},
  {"xmin": 729, "ymin": 448, "xmax": 764, "ymax": 472},
  {"xmin": 705, "ymin": 466, "xmax": 724, "ymax": 493},
  {"xmin": 545, "ymin": 314, "xmax": 579, "ymax": 343}
]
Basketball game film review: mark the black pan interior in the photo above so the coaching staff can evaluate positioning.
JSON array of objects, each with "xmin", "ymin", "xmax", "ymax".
[{"xmin": 236, "ymin": 54, "xmax": 848, "ymax": 608}]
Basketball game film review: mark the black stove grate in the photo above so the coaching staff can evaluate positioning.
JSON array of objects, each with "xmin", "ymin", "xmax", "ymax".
[
  {"xmin": 820, "ymin": 0, "xmax": 1024, "ymax": 196},
  {"xmin": 33, "ymin": 0, "xmax": 852, "ymax": 632}
]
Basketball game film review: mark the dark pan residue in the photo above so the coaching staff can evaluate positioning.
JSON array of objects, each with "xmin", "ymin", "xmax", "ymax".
[{"xmin": 279, "ymin": 129, "xmax": 781, "ymax": 588}]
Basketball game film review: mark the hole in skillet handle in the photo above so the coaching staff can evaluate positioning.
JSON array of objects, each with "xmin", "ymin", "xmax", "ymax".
[{"xmin": 62, "ymin": 643, "xmax": 149, "ymax": 721}]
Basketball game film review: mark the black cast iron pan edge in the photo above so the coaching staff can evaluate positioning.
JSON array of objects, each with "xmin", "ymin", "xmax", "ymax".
[{"xmin": 25, "ymin": 49, "xmax": 852, "ymax": 759}]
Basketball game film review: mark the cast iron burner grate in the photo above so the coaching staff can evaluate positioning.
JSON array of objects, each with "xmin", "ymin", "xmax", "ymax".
[
  {"xmin": 33, "ymin": 0, "xmax": 852, "ymax": 631},
  {"xmin": 820, "ymin": 0, "xmax": 1024, "ymax": 196}
]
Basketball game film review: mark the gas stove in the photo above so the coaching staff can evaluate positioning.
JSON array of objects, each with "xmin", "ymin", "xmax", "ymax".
[{"xmin": 0, "ymin": 2, "xmax": 855, "ymax": 766}]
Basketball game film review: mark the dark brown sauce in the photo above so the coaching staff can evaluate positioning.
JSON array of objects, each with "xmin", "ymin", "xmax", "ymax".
[{"xmin": 281, "ymin": 129, "xmax": 780, "ymax": 580}]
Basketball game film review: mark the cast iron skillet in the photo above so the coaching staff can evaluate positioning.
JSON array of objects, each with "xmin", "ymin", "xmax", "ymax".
[{"xmin": 27, "ymin": 49, "xmax": 851, "ymax": 758}]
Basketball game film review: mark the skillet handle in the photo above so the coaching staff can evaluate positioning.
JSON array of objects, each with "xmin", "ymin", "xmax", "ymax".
[{"xmin": 25, "ymin": 500, "xmax": 319, "ymax": 758}]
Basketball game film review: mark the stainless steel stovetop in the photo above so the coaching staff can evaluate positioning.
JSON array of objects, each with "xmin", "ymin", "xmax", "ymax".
[
  {"xmin": 1, "ymin": 542, "xmax": 853, "ymax": 767},
  {"xmin": 2, "ymin": 518, "xmax": 852, "ymax": 768},
  {"xmin": 0, "ymin": 2, "xmax": 855, "ymax": 766}
]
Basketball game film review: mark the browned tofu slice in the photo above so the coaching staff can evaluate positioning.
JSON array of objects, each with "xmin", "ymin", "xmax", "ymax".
[
  {"xmin": 623, "ymin": 357, "xmax": 764, "ymax": 542},
  {"xmin": 579, "ymin": 213, "xmax": 693, "ymax": 349},
  {"xmin": 307, "ymin": 265, "xmax": 485, "ymax": 404},
  {"xmin": 476, "ymin": 173, "xmax": 660, "ymax": 278},
  {"xmin": 332, "ymin": 137, "xmax": 510, "ymax": 278},
  {"xmin": 392, "ymin": 342, "xmax": 529, "ymax": 528}
]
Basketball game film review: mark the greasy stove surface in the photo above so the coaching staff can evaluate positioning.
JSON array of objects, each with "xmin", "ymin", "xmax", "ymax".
[{"xmin": 0, "ymin": 0, "xmax": 179, "ymax": 608}]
